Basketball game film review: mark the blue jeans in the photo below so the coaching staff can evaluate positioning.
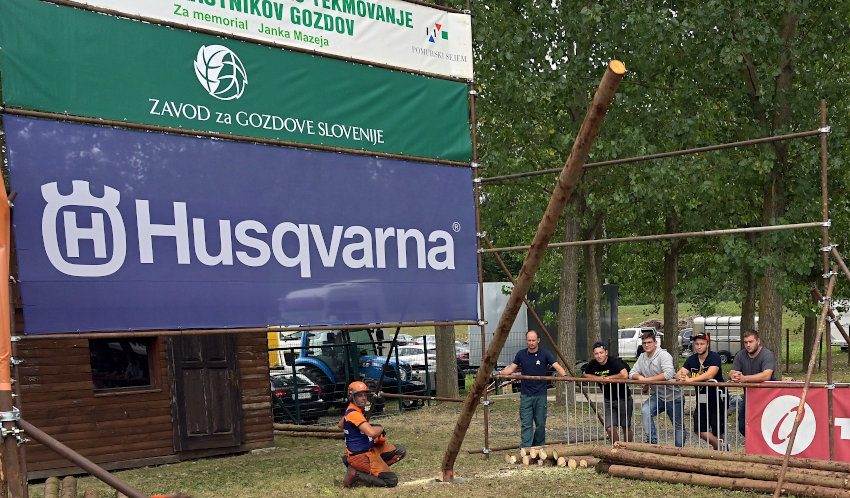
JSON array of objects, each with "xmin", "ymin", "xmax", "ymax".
[
  {"xmin": 520, "ymin": 394, "xmax": 547, "ymax": 448},
  {"xmin": 641, "ymin": 394, "xmax": 685, "ymax": 447}
]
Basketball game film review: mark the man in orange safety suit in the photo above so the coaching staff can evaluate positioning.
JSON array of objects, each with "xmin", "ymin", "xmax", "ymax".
[{"xmin": 338, "ymin": 381, "xmax": 406, "ymax": 488}]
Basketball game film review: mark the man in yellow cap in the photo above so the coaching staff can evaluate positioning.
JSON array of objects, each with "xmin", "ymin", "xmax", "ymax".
[{"xmin": 338, "ymin": 381, "xmax": 406, "ymax": 488}]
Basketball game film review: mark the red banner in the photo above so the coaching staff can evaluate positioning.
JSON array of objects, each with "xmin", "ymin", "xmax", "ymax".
[{"xmin": 746, "ymin": 383, "xmax": 850, "ymax": 461}]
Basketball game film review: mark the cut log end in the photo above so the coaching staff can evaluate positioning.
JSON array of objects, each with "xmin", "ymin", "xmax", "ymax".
[{"xmin": 609, "ymin": 60, "xmax": 626, "ymax": 75}]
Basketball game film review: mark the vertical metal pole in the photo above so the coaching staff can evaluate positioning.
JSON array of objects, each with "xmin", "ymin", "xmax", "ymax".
[
  {"xmin": 10, "ymin": 272, "xmax": 26, "ymax": 494},
  {"xmin": 395, "ymin": 342, "xmax": 402, "ymax": 412},
  {"xmin": 464, "ymin": 0, "xmax": 490, "ymax": 460},
  {"xmin": 441, "ymin": 62, "xmax": 625, "ymax": 481},
  {"xmin": 564, "ymin": 380, "xmax": 571, "ymax": 444},
  {"xmin": 820, "ymin": 100, "xmax": 835, "ymax": 460},
  {"xmin": 291, "ymin": 361, "xmax": 300, "ymax": 424}
]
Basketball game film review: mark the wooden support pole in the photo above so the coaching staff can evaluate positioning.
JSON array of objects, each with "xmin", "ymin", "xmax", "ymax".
[
  {"xmin": 439, "ymin": 60, "xmax": 625, "ymax": 482},
  {"xmin": 819, "ymin": 101, "xmax": 833, "ymax": 460},
  {"xmin": 272, "ymin": 423, "xmax": 341, "ymax": 433},
  {"xmin": 602, "ymin": 464, "xmax": 848, "ymax": 497},
  {"xmin": 273, "ymin": 430, "xmax": 344, "ymax": 439},
  {"xmin": 774, "ymin": 268, "xmax": 837, "ymax": 497}
]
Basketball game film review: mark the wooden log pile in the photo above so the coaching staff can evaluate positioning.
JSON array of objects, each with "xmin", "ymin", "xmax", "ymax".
[
  {"xmin": 592, "ymin": 443, "xmax": 850, "ymax": 497},
  {"xmin": 503, "ymin": 444, "xmax": 599, "ymax": 469}
]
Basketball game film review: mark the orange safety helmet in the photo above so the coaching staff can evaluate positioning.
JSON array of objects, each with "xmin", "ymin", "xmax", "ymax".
[{"xmin": 347, "ymin": 381, "xmax": 370, "ymax": 401}]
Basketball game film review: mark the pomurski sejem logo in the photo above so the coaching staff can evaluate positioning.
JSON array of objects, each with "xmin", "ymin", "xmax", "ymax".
[
  {"xmin": 194, "ymin": 45, "xmax": 248, "ymax": 100},
  {"xmin": 425, "ymin": 23, "xmax": 448, "ymax": 43},
  {"xmin": 760, "ymin": 395, "xmax": 817, "ymax": 455}
]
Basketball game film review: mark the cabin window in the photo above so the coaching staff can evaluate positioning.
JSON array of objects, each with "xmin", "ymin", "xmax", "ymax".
[{"xmin": 89, "ymin": 338, "xmax": 154, "ymax": 391}]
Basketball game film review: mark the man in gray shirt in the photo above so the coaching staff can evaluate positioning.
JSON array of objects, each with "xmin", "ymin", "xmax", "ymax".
[
  {"xmin": 629, "ymin": 330, "xmax": 685, "ymax": 447},
  {"xmin": 730, "ymin": 330, "xmax": 776, "ymax": 436}
]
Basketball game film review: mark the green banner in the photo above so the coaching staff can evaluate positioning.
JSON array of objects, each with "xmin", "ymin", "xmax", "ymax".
[{"xmin": 0, "ymin": 0, "xmax": 471, "ymax": 162}]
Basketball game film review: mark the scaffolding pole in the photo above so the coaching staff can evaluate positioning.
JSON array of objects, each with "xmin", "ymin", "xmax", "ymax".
[
  {"xmin": 481, "ymin": 128, "xmax": 825, "ymax": 183},
  {"xmin": 483, "ymin": 221, "xmax": 825, "ymax": 253}
]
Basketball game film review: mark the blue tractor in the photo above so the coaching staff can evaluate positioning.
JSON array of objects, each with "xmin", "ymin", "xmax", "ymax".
[{"xmin": 294, "ymin": 328, "xmax": 424, "ymax": 414}]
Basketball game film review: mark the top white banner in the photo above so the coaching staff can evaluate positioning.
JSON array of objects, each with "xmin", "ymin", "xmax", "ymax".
[{"xmin": 64, "ymin": 0, "xmax": 473, "ymax": 79}]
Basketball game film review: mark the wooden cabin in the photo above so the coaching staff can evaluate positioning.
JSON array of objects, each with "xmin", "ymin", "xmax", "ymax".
[{"xmin": 14, "ymin": 322, "xmax": 275, "ymax": 479}]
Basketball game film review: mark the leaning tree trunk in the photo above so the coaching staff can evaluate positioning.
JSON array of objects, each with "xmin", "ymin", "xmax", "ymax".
[
  {"xmin": 557, "ymin": 198, "xmax": 580, "ymax": 406},
  {"xmin": 662, "ymin": 211, "xmax": 680, "ymax": 366},
  {"xmin": 434, "ymin": 324, "xmax": 459, "ymax": 399},
  {"xmin": 583, "ymin": 212, "xmax": 603, "ymax": 360}
]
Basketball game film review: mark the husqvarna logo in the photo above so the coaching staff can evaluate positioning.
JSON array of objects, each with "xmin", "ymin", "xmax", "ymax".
[
  {"xmin": 41, "ymin": 181, "xmax": 127, "ymax": 277},
  {"xmin": 40, "ymin": 181, "xmax": 457, "ymax": 278}
]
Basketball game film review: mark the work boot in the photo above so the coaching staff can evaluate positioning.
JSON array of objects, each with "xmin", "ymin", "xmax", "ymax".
[
  {"xmin": 341, "ymin": 455, "xmax": 349, "ymax": 467},
  {"xmin": 343, "ymin": 466, "xmax": 358, "ymax": 488},
  {"xmin": 382, "ymin": 445, "xmax": 406, "ymax": 466}
]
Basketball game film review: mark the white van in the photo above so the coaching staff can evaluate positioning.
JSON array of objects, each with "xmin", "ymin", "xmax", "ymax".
[
  {"xmin": 830, "ymin": 300, "xmax": 850, "ymax": 349},
  {"xmin": 618, "ymin": 327, "xmax": 662, "ymax": 358},
  {"xmin": 692, "ymin": 316, "xmax": 759, "ymax": 364}
]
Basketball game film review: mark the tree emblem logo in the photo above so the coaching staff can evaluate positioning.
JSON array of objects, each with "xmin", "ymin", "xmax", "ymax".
[{"xmin": 194, "ymin": 45, "xmax": 248, "ymax": 100}]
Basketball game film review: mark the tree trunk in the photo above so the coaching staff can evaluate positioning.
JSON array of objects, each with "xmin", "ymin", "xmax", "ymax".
[
  {"xmin": 741, "ymin": 7, "xmax": 799, "ymax": 378},
  {"xmin": 557, "ymin": 198, "xmax": 580, "ymax": 406},
  {"xmin": 662, "ymin": 212, "xmax": 680, "ymax": 365},
  {"xmin": 802, "ymin": 267, "xmax": 820, "ymax": 371},
  {"xmin": 434, "ymin": 324, "xmax": 459, "ymax": 399},
  {"xmin": 758, "ymin": 269, "xmax": 783, "ymax": 375},
  {"xmin": 583, "ymin": 212, "xmax": 603, "ymax": 360},
  {"xmin": 741, "ymin": 265, "xmax": 757, "ymax": 337}
]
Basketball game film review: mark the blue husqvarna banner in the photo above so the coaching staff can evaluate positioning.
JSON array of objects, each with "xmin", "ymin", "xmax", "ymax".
[{"xmin": 3, "ymin": 115, "xmax": 478, "ymax": 334}]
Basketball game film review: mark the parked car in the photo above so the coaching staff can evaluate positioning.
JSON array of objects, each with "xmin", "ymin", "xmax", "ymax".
[
  {"xmin": 394, "ymin": 333, "xmax": 416, "ymax": 346},
  {"xmin": 455, "ymin": 341, "xmax": 470, "ymax": 359},
  {"xmin": 270, "ymin": 372, "xmax": 326, "ymax": 424},
  {"xmin": 456, "ymin": 341, "xmax": 472, "ymax": 373},
  {"xmin": 413, "ymin": 334, "xmax": 437, "ymax": 347},
  {"xmin": 679, "ymin": 328, "xmax": 694, "ymax": 356},
  {"xmin": 618, "ymin": 327, "xmax": 663, "ymax": 358},
  {"xmin": 396, "ymin": 345, "xmax": 437, "ymax": 368}
]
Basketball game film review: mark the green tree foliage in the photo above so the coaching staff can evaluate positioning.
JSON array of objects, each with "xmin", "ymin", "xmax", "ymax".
[{"xmin": 471, "ymin": 0, "xmax": 850, "ymax": 364}]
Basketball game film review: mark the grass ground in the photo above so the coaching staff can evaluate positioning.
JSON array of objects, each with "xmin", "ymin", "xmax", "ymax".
[
  {"xmin": 45, "ymin": 401, "xmax": 768, "ymax": 498},
  {"xmin": 27, "ymin": 304, "xmax": 846, "ymax": 497}
]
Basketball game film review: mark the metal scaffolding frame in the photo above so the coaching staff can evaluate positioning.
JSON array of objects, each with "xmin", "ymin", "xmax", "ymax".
[{"xmin": 449, "ymin": 89, "xmax": 840, "ymax": 493}]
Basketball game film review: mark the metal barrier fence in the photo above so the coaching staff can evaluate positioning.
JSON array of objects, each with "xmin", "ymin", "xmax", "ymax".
[
  {"xmin": 491, "ymin": 375, "xmax": 846, "ymax": 453},
  {"xmin": 268, "ymin": 338, "xmax": 470, "ymax": 424}
]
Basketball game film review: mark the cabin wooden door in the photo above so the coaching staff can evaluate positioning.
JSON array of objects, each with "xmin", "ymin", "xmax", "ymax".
[{"xmin": 168, "ymin": 334, "xmax": 243, "ymax": 451}]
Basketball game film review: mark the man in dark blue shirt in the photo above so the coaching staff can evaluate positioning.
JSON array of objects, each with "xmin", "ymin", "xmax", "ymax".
[
  {"xmin": 676, "ymin": 332, "xmax": 728, "ymax": 450},
  {"xmin": 500, "ymin": 330, "xmax": 566, "ymax": 447}
]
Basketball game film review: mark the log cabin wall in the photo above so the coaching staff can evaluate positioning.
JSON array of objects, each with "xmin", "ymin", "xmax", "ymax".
[{"xmin": 15, "ymin": 329, "xmax": 274, "ymax": 479}]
